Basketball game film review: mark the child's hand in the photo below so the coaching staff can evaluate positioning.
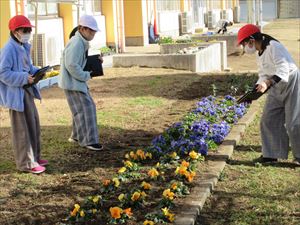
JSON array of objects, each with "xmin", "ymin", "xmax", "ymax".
[
  {"xmin": 256, "ymin": 81, "xmax": 268, "ymax": 93},
  {"xmin": 28, "ymin": 75, "xmax": 34, "ymax": 84}
]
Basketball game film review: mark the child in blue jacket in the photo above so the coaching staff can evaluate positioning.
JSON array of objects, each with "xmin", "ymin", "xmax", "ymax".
[{"xmin": 0, "ymin": 15, "xmax": 48, "ymax": 174}]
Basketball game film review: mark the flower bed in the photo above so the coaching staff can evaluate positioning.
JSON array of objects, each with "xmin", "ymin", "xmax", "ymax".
[{"xmin": 66, "ymin": 96, "xmax": 248, "ymax": 224}]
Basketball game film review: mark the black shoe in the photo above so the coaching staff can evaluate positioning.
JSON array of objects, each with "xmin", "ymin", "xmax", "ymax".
[
  {"xmin": 293, "ymin": 158, "xmax": 300, "ymax": 165},
  {"xmin": 86, "ymin": 144, "xmax": 103, "ymax": 151},
  {"xmin": 254, "ymin": 155, "xmax": 278, "ymax": 163}
]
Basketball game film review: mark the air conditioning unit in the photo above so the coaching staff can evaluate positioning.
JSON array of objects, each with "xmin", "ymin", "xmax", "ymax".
[
  {"xmin": 207, "ymin": 9, "xmax": 221, "ymax": 29},
  {"xmin": 180, "ymin": 11, "xmax": 194, "ymax": 34},
  {"xmin": 31, "ymin": 34, "xmax": 59, "ymax": 67},
  {"xmin": 31, "ymin": 33, "xmax": 46, "ymax": 67}
]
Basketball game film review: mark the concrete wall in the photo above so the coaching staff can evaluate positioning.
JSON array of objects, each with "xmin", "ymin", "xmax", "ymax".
[
  {"xmin": 191, "ymin": 33, "xmax": 242, "ymax": 55},
  {"xmin": 113, "ymin": 43, "xmax": 222, "ymax": 73},
  {"xmin": 160, "ymin": 41, "xmax": 227, "ymax": 70}
]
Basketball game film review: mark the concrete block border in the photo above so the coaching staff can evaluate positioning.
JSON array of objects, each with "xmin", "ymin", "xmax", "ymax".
[{"xmin": 174, "ymin": 100, "xmax": 260, "ymax": 225}]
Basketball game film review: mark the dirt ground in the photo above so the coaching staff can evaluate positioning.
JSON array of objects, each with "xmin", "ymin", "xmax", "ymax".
[{"xmin": 0, "ymin": 19, "xmax": 299, "ymax": 225}]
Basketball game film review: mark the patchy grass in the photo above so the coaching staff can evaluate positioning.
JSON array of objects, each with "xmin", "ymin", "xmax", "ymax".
[
  {"xmin": 0, "ymin": 68, "xmax": 258, "ymax": 224},
  {"xmin": 197, "ymin": 111, "xmax": 300, "ymax": 225}
]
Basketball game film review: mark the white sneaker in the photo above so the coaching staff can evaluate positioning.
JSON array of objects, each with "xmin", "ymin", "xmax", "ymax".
[{"xmin": 68, "ymin": 137, "xmax": 78, "ymax": 143}]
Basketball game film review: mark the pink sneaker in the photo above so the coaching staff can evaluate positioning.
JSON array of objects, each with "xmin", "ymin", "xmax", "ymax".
[
  {"xmin": 38, "ymin": 159, "xmax": 49, "ymax": 166},
  {"xmin": 30, "ymin": 165, "xmax": 46, "ymax": 174}
]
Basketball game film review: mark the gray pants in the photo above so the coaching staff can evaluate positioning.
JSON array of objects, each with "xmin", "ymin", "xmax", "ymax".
[
  {"xmin": 64, "ymin": 90, "xmax": 99, "ymax": 146},
  {"xmin": 9, "ymin": 90, "xmax": 41, "ymax": 171},
  {"xmin": 260, "ymin": 70, "xmax": 300, "ymax": 159}
]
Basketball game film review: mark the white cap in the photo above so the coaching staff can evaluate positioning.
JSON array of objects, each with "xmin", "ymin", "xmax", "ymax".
[{"xmin": 79, "ymin": 15, "xmax": 100, "ymax": 32}]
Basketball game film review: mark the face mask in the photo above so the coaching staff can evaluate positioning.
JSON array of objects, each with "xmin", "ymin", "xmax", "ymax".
[
  {"xmin": 244, "ymin": 44, "xmax": 256, "ymax": 54},
  {"xmin": 17, "ymin": 32, "xmax": 31, "ymax": 43}
]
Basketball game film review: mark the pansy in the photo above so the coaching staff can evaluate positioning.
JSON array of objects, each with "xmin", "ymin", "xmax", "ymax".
[
  {"xmin": 143, "ymin": 220, "xmax": 155, "ymax": 225},
  {"xmin": 110, "ymin": 207, "xmax": 122, "ymax": 219}
]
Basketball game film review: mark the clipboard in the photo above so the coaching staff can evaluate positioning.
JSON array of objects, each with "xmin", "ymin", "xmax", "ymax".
[
  {"xmin": 237, "ymin": 85, "xmax": 267, "ymax": 104},
  {"xmin": 23, "ymin": 66, "xmax": 51, "ymax": 88}
]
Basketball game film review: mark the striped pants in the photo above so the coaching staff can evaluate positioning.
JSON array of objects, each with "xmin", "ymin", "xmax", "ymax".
[
  {"xmin": 9, "ymin": 90, "xmax": 41, "ymax": 171},
  {"xmin": 64, "ymin": 90, "xmax": 99, "ymax": 146}
]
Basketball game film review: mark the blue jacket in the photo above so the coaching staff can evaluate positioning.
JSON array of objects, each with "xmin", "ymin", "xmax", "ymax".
[
  {"xmin": 0, "ymin": 37, "xmax": 40, "ymax": 112},
  {"xmin": 58, "ymin": 31, "xmax": 91, "ymax": 93}
]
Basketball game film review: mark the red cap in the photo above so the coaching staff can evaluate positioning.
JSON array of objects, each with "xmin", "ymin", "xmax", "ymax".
[
  {"xmin": 9, "ymin": 15, "xmax": 34, "ymax": 31},
  {"xmin": 237, "ymin": 24, "xmax": 260, "ymax": 45}
]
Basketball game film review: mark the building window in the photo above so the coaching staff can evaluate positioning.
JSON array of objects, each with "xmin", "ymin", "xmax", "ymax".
[
  {"xmin": 156, "ymin": 0, "xmax": 180, "ymax": 11},
  {"xmin": 92, "ymin": 0, "xmax": 102, "ymax": 13},
  {"xmin": 27, "ymin": 1, "xmax": 58, "ymax": 17}
]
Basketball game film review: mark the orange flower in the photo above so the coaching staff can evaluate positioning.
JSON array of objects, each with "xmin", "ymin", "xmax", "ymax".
[
  {"xmin": 123, "ymin": 208, "xmax": 133, "ymax": 216},
  {"xmin": 178, "ymin": 165, "xmax": 187, "ymax": 175},
  {"xmin": 102, "ymin": 179, "xmax": 111, "ymax": 186},
  {"xmin": 110, "ymin": 207, "xmax": 122, "ymax": 219},
  {"xmin": 185, "ymin": 171, "xmax": 196, "ymax": 182},
  {"xmin": 141, "ymin": 181, "xmax": 152, "ymax": 190},
  {"xmin": 136, "ymin": 149, "xmax": 146, "ymax": 160},
  {"xmin": 181, "ymin": 160, "xmax": 190, "ymax": 167},
  {"xmin": 171, "ymin": 182, "xmax": 178, "ymax": 190}
]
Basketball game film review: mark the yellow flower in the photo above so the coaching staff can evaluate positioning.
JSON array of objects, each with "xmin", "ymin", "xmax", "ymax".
[
  {"xmin": 118, "ymin": 193, "xmax": 125, "ymax": 201},
  {"xmin": 110, "ymin": 207, "xmax": 122, "ymax": 219},
  {"xmin": 118, "ymin": 167, "xmax": 127, "ymax": 173},
  {"xmin": 129, "ymin": 151, "xmax": 137, "ymax": 160},
  {"xmin": 163, "ymin": 189, "xmax": 175, "ymax": 200},
  {"xmin": 92, "ymin": 209, "xmax": 97, "ymax": 214},
  {"xmin": 131, "ymin": 191, "xmax": 141, "ymax": 201},
  {"xmin": 189, "ymin": 150, "xmax": 198, "ymax": 160},
  {"xmin": 170, "ymin": 152, "xmax": 177, "ymax": 158},
  {"xmin": 148, "ymin": 168, "xmax": 159, "ymax": 178},
  {"xmin": 124, "ymin": 160, "xmax": 133, "ymax": 168},
  {"xmin": 92, "ymin": 195, "xmax": 100, "ymax": 203},
  {"xmin": 167, "ymin": 212, "xmax": 175, "ymax": 222},
  {"xmin": 143, "ymin": 220, "xmax": 155, "ymax": 225},
  {"xmin": 161, "ymin": 207, "xmax": 169, "ymax": 215},
  {"xmin": 145, "ymin": 152, "xmax": 152, "ymax": 159},
  {"xmin": 125, "ymin": 153, "xmax": 130, "ymax": 159},
  {"xmin": 141, "ymin": 181, "xmax": 152, "ymax": 190},
  {"xmin": 112, "ymin": 178, "xmax": 120, "ymax": 187},
  {"xmin": 80, "ymin": 210, "xmax": 85, "ymax": 217},
  {"xmin": 156, "ymin": 162, "xmax": 160, "ymax": 167},
  {"xmin": 74, "ymin": 204, "xmax": 80, "ymax": 210},
  {"xmin": 141, "ymin": 191, "xmax": 147, "ymax": 197},
  {"xmin": 123, "ymin": 208, "xmax": 133, "ymax": 216}
]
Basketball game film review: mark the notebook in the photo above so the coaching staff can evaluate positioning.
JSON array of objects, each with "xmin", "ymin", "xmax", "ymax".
[
  {"xmin": 84, "ymin": 55, "xmax": 104, "ymax": 77},
  {"xmin": 237, "ymin": 85, "xmax": 267, "ymax": 104},
  {"xmin": 23, "ymin": 66, "xmax": 50, "ymax": 88}
]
